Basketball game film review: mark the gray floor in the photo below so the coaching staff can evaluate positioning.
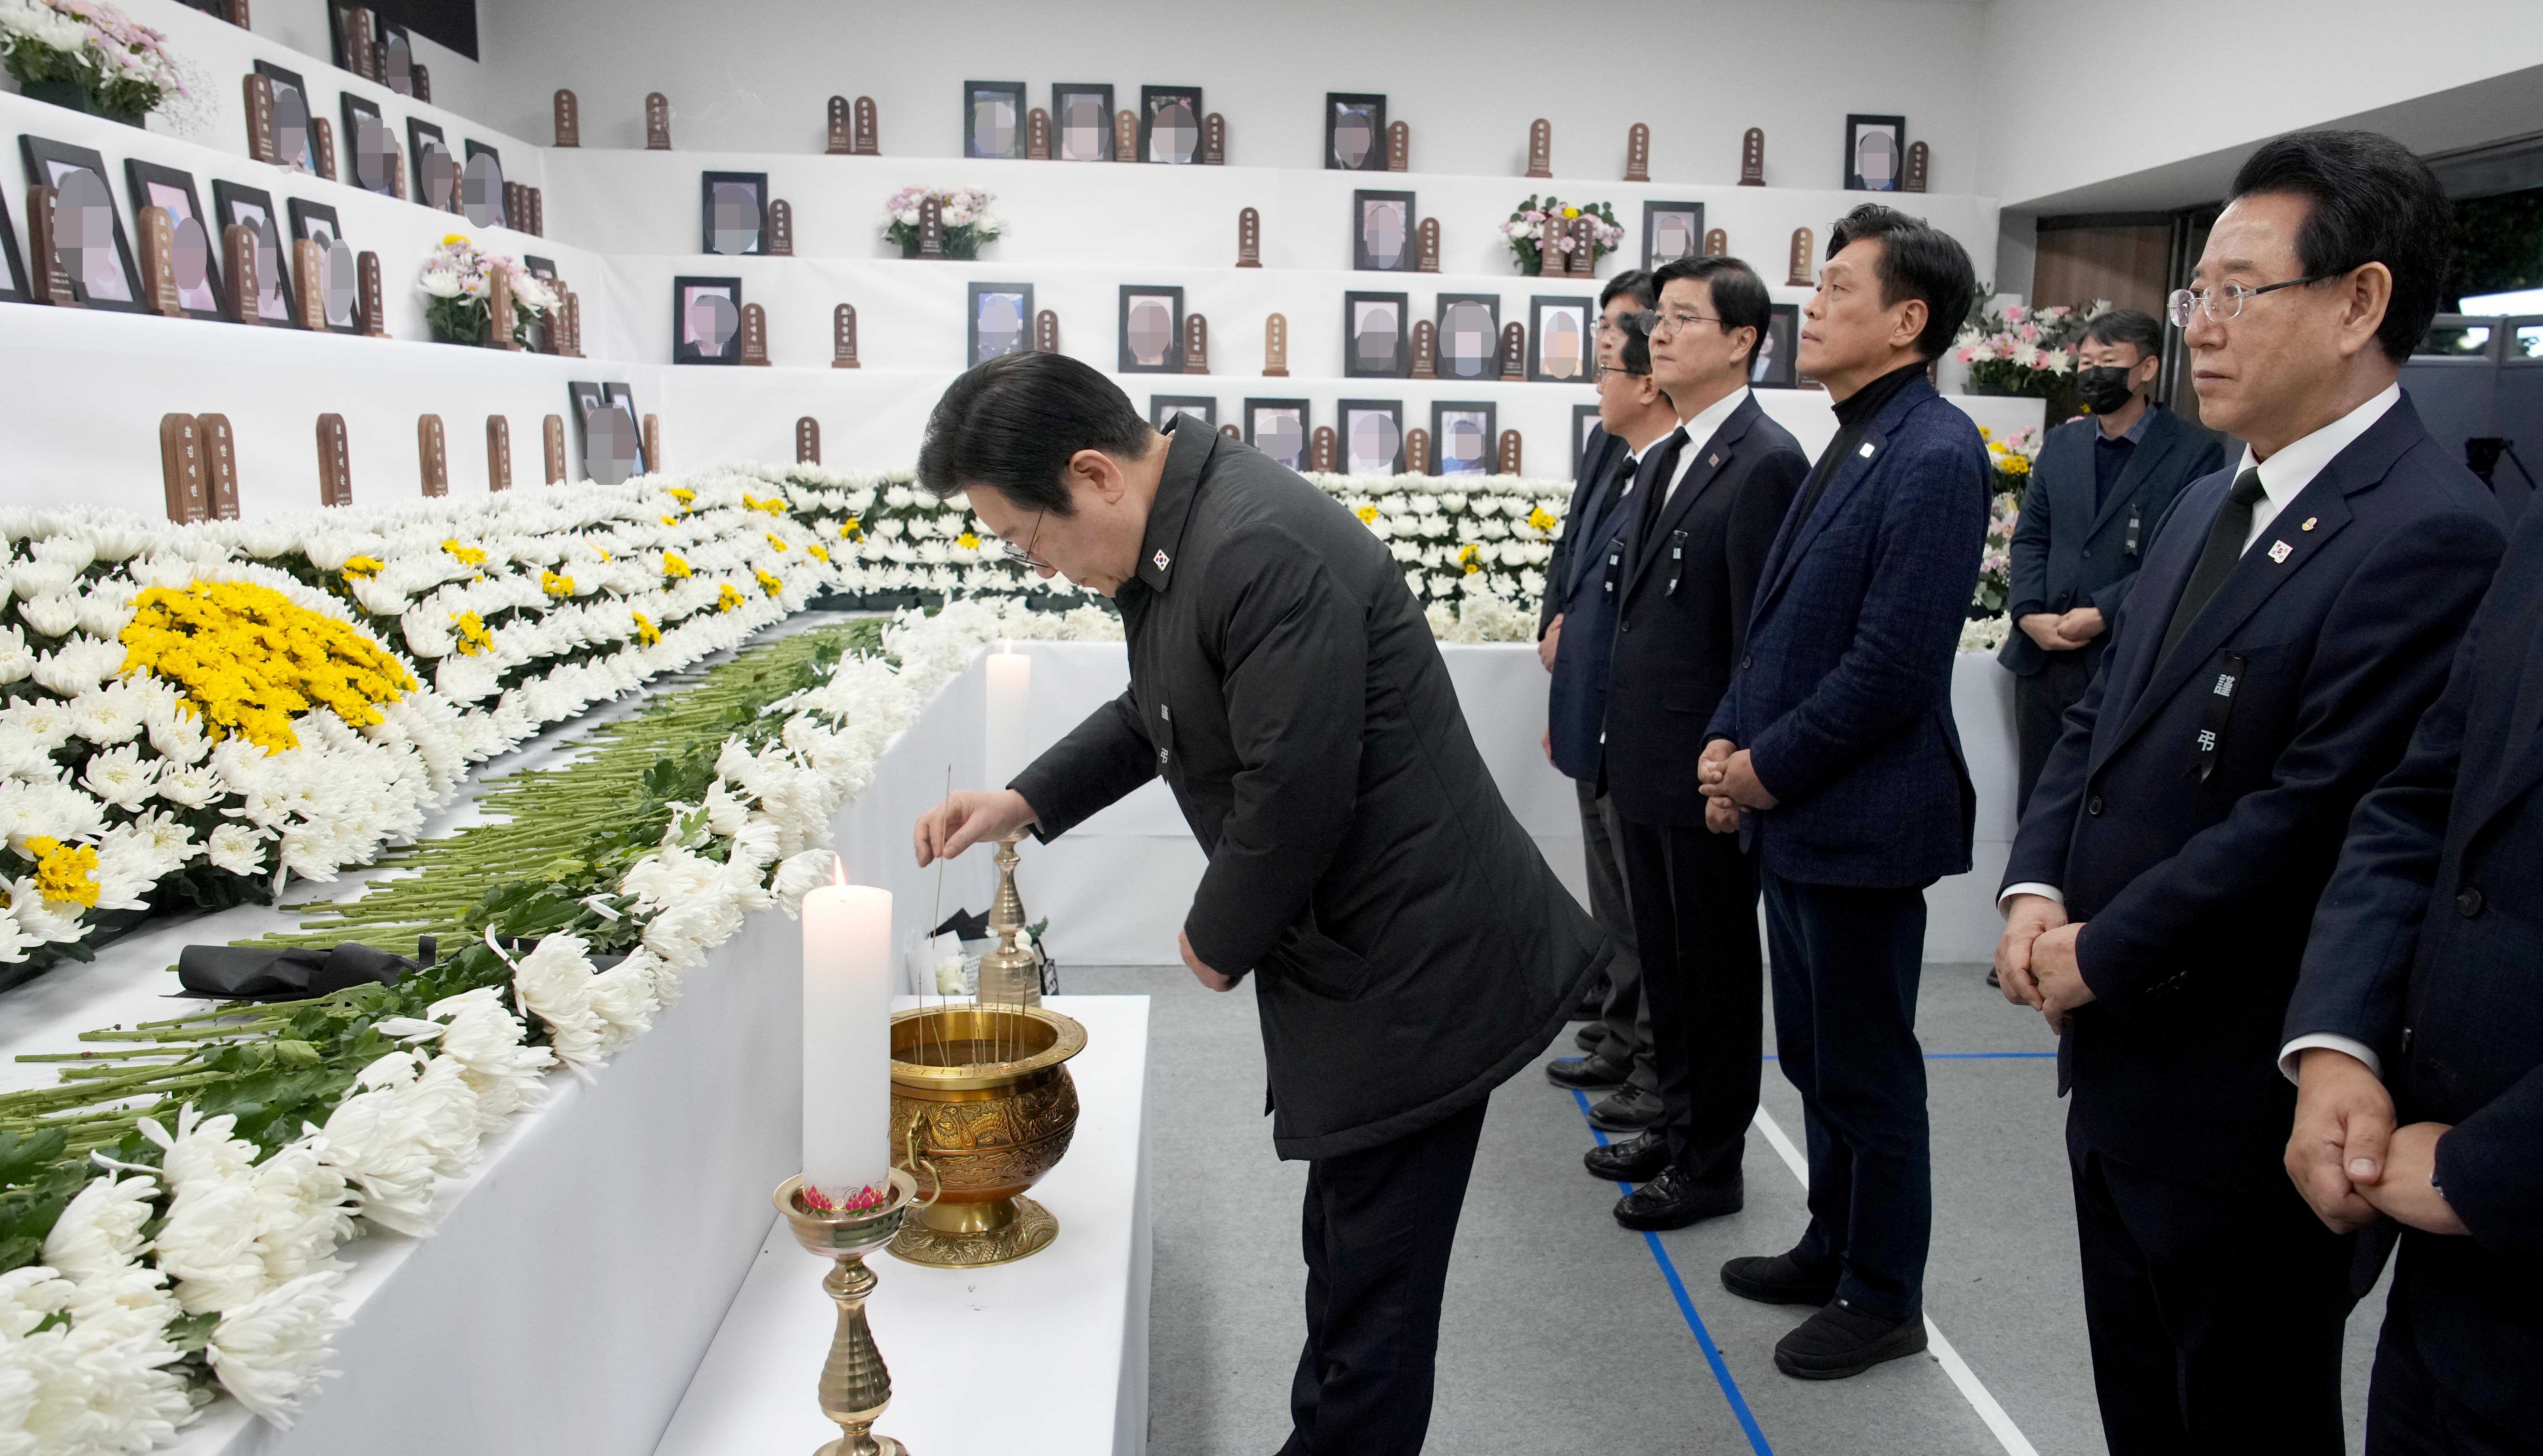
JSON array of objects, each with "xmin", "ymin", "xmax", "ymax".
[{"xmin": 1065, "ymin": 962, "xmax": 2390, "ymax": 1456}]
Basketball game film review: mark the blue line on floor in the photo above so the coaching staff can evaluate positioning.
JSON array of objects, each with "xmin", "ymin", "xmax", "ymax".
[{"xmin": 1573, "ymin": 1087, "xmax": 1777, "ymax": 1456}]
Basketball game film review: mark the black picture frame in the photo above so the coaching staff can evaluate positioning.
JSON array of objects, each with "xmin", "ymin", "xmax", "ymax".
[
  {"xmin": 325, "ymin": 2, "xmax": 369, "ymax": 73},
  {"xmin": 286, "ymin": 197, "xmax": 359, "ymax": 334},
  {"xmin": 408, "ymin": 118, "xmax": 458, "ymax": 213},
  {"xmin": 461, "ymin": 139, "xmax": 507, "ymax": 227},
  {"xmin": 568, "ymin": 381, "xmax": 640, "ymax": 485},
  {"xmin": 1572, "ymin": 404, "xmax": 1603, "ymax": 480},
  {"xmin": 1430, "ymin": 401, "xmax": 1497, "ymax": 477},
  {"xmin": 1117, "ymin": 284, "xmax": 1185, "ymax": 373},
  {"xmin": 1244, "ymin": 398, "xmax": 1311, "ymax": 470},
  {"xmin": 1844, "ymin": 114, "xmax": 1906, "ymax": 192},
  {"xmin": 1751, "ymin": 302, "xmax": 1800, "ymax": 389},
  {"xmin": 123, "ymin": 159, "xmax": 224, "ymax": 320},
  {"xmin": 375, "ymin": 22, "xmax": 418, "ymax": 97},
  {"xmin": 1343, "ymin": 291, "xmax": 1411, "ymax": 379},
  {"xmin": 1050, "ymin": 83, "xmax": 1114, "ymax": 162},
  {"xmin": 1338, "ymin": 400, "xmax": 1405, "ymax": 476},
  {"xmin": 966, "ymin": 281, "xmax": 1033, "ymax": 367},
  {"xmin": 253, "ymin": 60, "xmax": 320, "ymax": 174},
  {"xmin": 1324, "ymin": 93, "xmax": 1386, "ymax": 171},
  {"xmin": 211, "ymin": 180, "xmax": 296, "ymax": 325},
  {"xmin": 1150, "ymin": 395, "xmax": 1215, "ymax": 431},
  {"xmin": 1527, "ymin": 294, "xmax": 1595, "ymax": 383},
  {"xmin": 671, "ymin": 275, "xmax": 744, "ymax": 364},
  {"xmin": 961, "ymin": 81, "xmax": 1027, "ymax": 160},
  {"xmin": 700, "ymin": 171, "xmax": 769, "ymax": 256},
  {"xmin": 1434, "ymin": 293, "xmax": 1500, "ymax": 382},
  {"xmin": 601, "ymin": 383, "xmax": 649, "ymax": 475},
  {"xmin": 1641, "ymin": 200, "xmax": 1704, "ymax": 271},
  {"xmin": 523, "ymin": 255, "xmax": 557, "ymax": 279},
  {"xmin": 1351, "ymin": 189, "xmax": 1416, "ymax": 272},
  {"xmin": 339, "ymin": 92, "xmax": 394, "ymax": 196},
  {"xmin": 21, "ymin": 136, "xmax": 144, "ymax": 312},
  {"xmin": 0, "ymin": 187, "xmax": 26, "ymax": 303},
  {"xmin": 1138, "ymin": 85, "xmax": 1203, "ymax": 165}
]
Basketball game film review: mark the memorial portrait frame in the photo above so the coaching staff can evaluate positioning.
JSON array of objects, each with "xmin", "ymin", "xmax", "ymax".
[
  {"xmin": 210, "ymin": 178, "xmax": 294, "ymax": 325},
  {"xmin": 1641, "ymin": 199, "xmax": 1704, "ymax": 272},
  {"xmin": 122, "ymin": 159, "xmax": 224, "ymax": 320},
  {"xmin": 1338, "ymin": 398, "xmax": 1406, "ymax": 477},
  {"xmin": 671, "ymin": 275, "xmax": 745, "ymax": 366},
  {"xmin": 23, "ymin": 134, "xmax": 144, "ymax": 312},
  {"xmin": 1843, "ymin": 113, "xmax": 1906, "ymax": 192},
  {"xmin": 1430, "ymin": 400, "xmax": 1498, "ymax": 477},
  {"xmin": 1243, "ymin": 397, "xmax": 1311, "ymax": 470},
  {"xmin": 1351, "ymin": 188, "xmax": 1417, "ymax": 273},
  {"xmin": 1149, "ymin": 395, "xmax": 1216, "ymax": 431},
  {"xmin": 966, "ymin": 280, "xmax": 1035, "ymax": 367},
  {"xmin": 1343, "ymin": 290, "xmax": 1411, "ymax": 379},
  {"xmin": 1433, "ymin": 292, "xmax": 1501, "ymax": 383},
  {"xmin": 1050, "ymin": 83, "xmax": 1114, "ymax": 162},
  {"xmin": 1572, "ymin": 403, "xmax": 1603, "ymax": 479},
  {"xmin": 1116, "ymin": 283, "xmax": 1185, "ymax": 373},
  {"xmin": 407, "ymin": 117, "xmax": 457, "ymax": 212},
  {"xmin": 285, "ymin": 196, "xmax": 360, "ymax": 334},
  {"xmin": 338, "ymin": 91, "xmax": 395, "ymax": 196},
  {"xmin": 962, "ymin": 81, "xmax": 1028, "ymax": 160},
  {"xmin": 1138, "ymin": 85, "xmax": 1204, "ymax": 164},
  {"xmin": 461, "ymin": 139, "xmax": 507, "ymax": 228},
  {"xmin": 699, "ymin": 170, "xmax": 770, "ymax": 257},
  {"xmin": 1751, "ymin": 302, "xmax": 1800, "ymax": 389},
  {"xmin": 1526, "ymin": 294, "xmax": 1595, "ymax": 384},
  {"xmin": 1325, "ymin": 92, "xmax": 1386, "ymax": 172},
  {"xmin": 0, "ymin": 188, "xmax": 27, "ymax": 303},
  {"xmin": 252, "ymin": 60, "xmax": 320, "ymax": 174}
]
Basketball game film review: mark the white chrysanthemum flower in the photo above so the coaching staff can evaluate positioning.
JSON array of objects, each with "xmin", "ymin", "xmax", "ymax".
[
  {"xmin": 378, "ymin": 987, "xmax": 555, "ymax": 1133},
  {"xmin": 77, "ymin": 744, "xmax": 158, "ymax": 811},
  {"xmin": 508, "ymin": 933, "xmax": 606, "ymax": 1075},
  {"xmin": 205, "ymin": 1271, "xmax": 346, "ymax": 1429},
  {"xmin": 205, "ymin": 823, "xmax": 269, "ymax": 877}
]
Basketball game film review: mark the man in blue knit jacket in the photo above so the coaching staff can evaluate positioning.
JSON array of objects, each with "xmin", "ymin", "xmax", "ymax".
[{"xmin": 1699, "ymin": 204, "xmax": 1988, "ymax": 1379}]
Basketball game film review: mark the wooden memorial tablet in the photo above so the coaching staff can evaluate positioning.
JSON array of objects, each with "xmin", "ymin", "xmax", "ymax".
[
  {"xmin": 486, "ymin": 265, "xmax": 519, "ymax": 350},
  {"xmin": 768, "ymin": 199, "xmax": 794, "ymax": 256},
  {"xmin": 1787, "ymin": 227, "xmax": 1814, "ymax": 288},
  {"xmin": 1034, "ymin": 309, "xmax": 1060, "ymax": 354},
  {"xmin": 825, "ymin": 96, "xmax": 852, "ymax": 155},
  {"xmin": 417, "ymin": 414, "xmax": 448, "ymax": 497},
  {"xmin": 1568, "ymin": 216, "xmax": 1597, "ymax": 278},
  {"xmin": 386, "ymin": 135, "xmax": 407, "ymax": 200},
  {"xmin": 646, "ymin": 93, "xmax": 672, "ymax": 150},
  {"xmin": 138, "ymin": 206, "xmax": 184, "ymax": 317},
  {"xmin": 643, "ymin": 415, "xmax": 662, "ymax": 474},
  {"xmin": 1537, "ymin": 223, "xmax": 1568, "ymax": 277},
  {"xmin": 222, "ymin": 222, "xmax": 259, "ymax": 323},
  {"xmin": 554, "ymin": 90, "xmax": 581, "ymax": 147},
  {"xmin": 1182, "ymin": 314, "xmax": 1209, "ymax": 374},
  {"xmin": 561, "ymin": 291, "xmax": 583, "ymax": 357},
  {"xmin": 200, "ymin": 414, "xmax": 239, "ymax": 517},
  {"xmin": 503, "ymin": 181, "xmax": 525, "ymax": 229},
  {"xmin": 411, "ymin": 63, "xmax": 429, "ymax": 103},
  {"xmin": 1236, "ymin": 207, "xmax": 1261, "ymax": 267},
  {"xmin": 1496, "ymin": 430, "xmax": 1522, "ymax": 475},
  {"xmin": 1625, "ymin": 122, "xmax": 1650, "ymax": 182},
  {"xmin": 222, "ymin": 0, "xmax": 249, "ymax": 26},
  {"xmin": 316, "ymin": 413, "xmax": 352, "ymax": 507},
  {"xmin": 1904, "ymin": 140, "xmax": 1929, "ymax": 193},
  {"xmin": 342, "ymin": 8, "xmax": 376, "ymax": 79},
  {"xmin": 852, "ymin": 97, "xmax": 879, "ymax": 155},
  {"xmin": 833, "ymin": 303, "xmax": 860, "ymax": 368},
  {"xmin": 290, "ymin": 237, "xmax": 327, "ymax": 331},
  {"xmin": 1409, "ymin": 318, "xmax": 1437, "ymax": 380},
  {"xmin": 1386, "ymin": 120, "xmax": 1409, "ymax": 172},
  {"xmin": 1112, "ymin": 110, "xmax": 1137, "ymax": 163},
  {"xmin": 1026, "ymin": 108, "xmax": 1051, "ymax": 161},
  {"xmin": 1219, "ymin": 423, "xmax": 1240, "ymax": 440},
  {"xmin": 1416, "ymin": 217, "xmax": 1440, "ymax": 274},
  {"xmin": 795, "ymin": 416, "xmax": 820, "ymax": 465},
  {"xmin": 739, "ymin": 301, "xmax": 770, "ymax": 365},
  {"xmin": 1405, "ymin": 426, "xmax": 1431, "ymax": 475},
  {"xmin": 487, "ymin": 416, "xmax": 512, "ymax": 490},
  {"xmin": 160, "ymin": 414, "xmax": 208, "ymax": 523},
  {"xmin": 243, "ymin": 74, "xmax": 278, "ymax": 165},
  {"xmin": 1202, "ymin": 113, "xmax": 1226, "ymax": 165},
  {"xmin": 354, "ymin": 251, "xmax": 387, "ymax": 335},
  {"xmin": 1263, "ymin": 313, "xmax": 1289, "ymax": 377},
  {"xmin": 312, "ymin": 115, "xmax": 338, "ymax": 182},
  {"xmin": 29, "ymin": 186, "xmax": 75, "ymax": 307},
  {"xmin": 1740, "ymin": 127, "xmax": 1765, "ymax": 186},
  {"xmin": 543, "ymin": 414, "xmax": 567, "ymax": 483},
  {"xmin": 1498, "ymin": 322, "xmax": 1527, "ymax": 382},
  {"xmin": 1309, "ymin": 425, "xmax": 1337, "ymax": 473},
  {"xmin": 1704, "ymin": 227, "xmax": 1727, "ymax": 258},
  {"xmin": 527, "ymin": 187, "xmax": 545, "ymax": 237},
  {"xmin": 1526, "ymin": 119, "xmax": 1552, "ymax": 179},
  {"xmin": 916, "ymin": 196, "xmax": 944, "ymax": 258}
]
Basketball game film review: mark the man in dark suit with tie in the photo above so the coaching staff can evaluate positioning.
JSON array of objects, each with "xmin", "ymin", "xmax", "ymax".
[
  {"xmin": 1540, "ymin": 269, "xmax": 1673, "ymax": 1131},
  {"xmin": 2000, "ymin": 308, "xmax": 2224, "ymax": 812},
  {"xmin": 1698, "ymin": 205, "xmax": 1988, "ymax": 1378},
  {"xmin": 1995, "ymin": 131, "xmax": 2508, "ymax": 1453},
  {"xmin": 1582, "ymin": 256, "xmax": 1806, "ymax": 1231},
  {"xmin": 2282, "ymin": 495, "xmax": 2543, "ymax": 1456}
]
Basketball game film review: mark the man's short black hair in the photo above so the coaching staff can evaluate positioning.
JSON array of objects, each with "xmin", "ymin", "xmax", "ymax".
[
  {"xmin": 916, "ymin": 351, "xmax": 1153, "ymax": 513},
  {"xmin": 1600, "ymin": 268, "xmax": 1657, "ymax": 314},
  {"xmin": 1616, "ymin": 326, "xmax": 1651, "ymax": 376},
  {"xmin": 1649, "ymin": 255, "xmax": 1773, "ymax": 366},
  {"xmin": 2229, "ymin": 130, "xmax": 2452, "ymax": 366},
  {"xmin": 1826, "ymin": 203, "xmax": 1978, "ymax": 360},
  {"xmin": 2082, "ymin": 307, "xmax": 2163, "ymax": 361}
]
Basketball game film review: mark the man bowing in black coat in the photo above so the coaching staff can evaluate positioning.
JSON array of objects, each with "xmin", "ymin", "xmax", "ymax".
[{"xmin": 913, "ymin": 352, "xmax": 1611, "ymax": 1456}]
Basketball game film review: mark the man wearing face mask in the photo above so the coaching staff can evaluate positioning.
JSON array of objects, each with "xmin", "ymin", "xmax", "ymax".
[{"xmin": 1998, "ymin": 309, "xmax": 2223, "ymax": 818}]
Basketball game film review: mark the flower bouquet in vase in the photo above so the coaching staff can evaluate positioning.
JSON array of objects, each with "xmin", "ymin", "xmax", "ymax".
[
  {"xmin": 882, "ymin": 186, "xmax": 1003, "ymax": 260},
  {"xmin": 1499, "ymin": 195, "xmax": 1623, "ymax": 275},
  {"xmin": 418, "ymin": 234, "xmax": 558, "ymax": 347},
  {"xmin": 1970, "ymin": 425, "xmax": 2042, "ymax": 618},
  {"xmin": 0, "ymin": 0, "xmax": 196, "ymax": 126},
  {"xmin": 1950, "ymin": 299, "xmax": 2109, "ymax": 420}
]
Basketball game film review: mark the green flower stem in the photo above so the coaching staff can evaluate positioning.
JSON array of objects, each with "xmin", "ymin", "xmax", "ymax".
[{"xmin": 15, "ymin": 1048, "xmax": 197, "ymax": 1063}]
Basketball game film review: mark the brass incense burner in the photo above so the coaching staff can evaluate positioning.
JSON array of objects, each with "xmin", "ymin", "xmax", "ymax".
[
  {"xmin": 887, "ymin": 1002, "xmax": 1086, "ymax": 1267},
  {"xmin": 774, "ymin": 1167, "xmax": 920, "ymax": 1456}
]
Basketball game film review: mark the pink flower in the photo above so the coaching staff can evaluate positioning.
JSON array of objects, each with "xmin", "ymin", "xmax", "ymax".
[{"xmin": 1953, "ymin": 345, "xmax": 1976, "ymax": 363}]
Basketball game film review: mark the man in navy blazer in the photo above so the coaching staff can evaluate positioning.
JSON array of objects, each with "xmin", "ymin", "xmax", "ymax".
[
  {"xmin": 1996, "ymin": 132, "xmax": 2507, "ymax": 1453},
  {"xmin": 1698, "ymin": 204, "xmax": 1987, "ymax": 1379},
  {"xmin": 2282, "ymin": 496, "xmax": 2543, "ymax": 1454},
  {"xmin": 1999, "ymin": 308, "xmax": 2224, "ymax": 812}
]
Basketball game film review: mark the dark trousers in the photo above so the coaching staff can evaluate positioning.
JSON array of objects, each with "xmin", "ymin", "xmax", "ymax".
[
  {"xmin": 2067, "ymin": 1137, "xmax": 2354, "ymax": 1456},
  {"xmin": 1760, "ymin": 870, "xmax": 1930, "ymax": 1320},
  {"xmin": 2369, "ymin": 1273, "xmax": 2543, "ymax": 1456},
  {"xmin": 1281, "ymin": 1097, "xmax": 1489, "ymax": 1456},
  {"xmin": 1615, "ymin": 815, "xmax": 1760, "ymax": 1181},
  {"xmin": 2014, "ymin": 646, "xmax": 2098, "ymax": 815},
  {"xmin": 1575, "ymin": 779, "xmax": 1654, "ymax": 1093}
]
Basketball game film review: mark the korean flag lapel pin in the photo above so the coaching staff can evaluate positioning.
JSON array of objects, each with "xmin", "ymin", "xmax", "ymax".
[
  {"xmin": 2268, "ymin": 539, "xmax": 2293, "ymax": 564},
  {"xmin": 1152, "ymin": 548, "xmax": 1171, "ymax": 572}
]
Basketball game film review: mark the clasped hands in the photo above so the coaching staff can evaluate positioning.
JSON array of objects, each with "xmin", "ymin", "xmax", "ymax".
[
  {"xmin": 1993, "ymin": 893, "xmax": 2095, "ymax": 1030},
  {"xmin": 2285, "ymin": 1048, "xmax": 2464, "ymax": 1237},
  {"xmin": 2019, "ymin": 606, "xmax": 2106, "ymax": 653},
  {"xmin": 1696, "ymin": 739, "xmax": 1773, "ymax": 835}
]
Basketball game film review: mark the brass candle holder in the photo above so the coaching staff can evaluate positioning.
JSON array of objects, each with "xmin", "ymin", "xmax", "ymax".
[
  {"xmin": 975, "ymin": 831, "xmax": 1040, "ymax": 1007},
  {"xmin": 774, "ymin": 1168, "xmax": 923, "ymax": 1456}
]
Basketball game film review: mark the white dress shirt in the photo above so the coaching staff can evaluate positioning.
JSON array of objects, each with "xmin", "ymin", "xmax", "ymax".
[{"xmin": 1661, "ymin": 387, "xmax": 1753, "ymax": 505}]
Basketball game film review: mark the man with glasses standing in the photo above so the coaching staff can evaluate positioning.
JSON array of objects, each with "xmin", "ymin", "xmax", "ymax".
[
  {"xmin": 1995, "ymin": 131, "xmax": 2507, "ymax": 1451},
  {"xmin": 912, "ymin": 351, "xmax": 1612, "ymax": 1456}
]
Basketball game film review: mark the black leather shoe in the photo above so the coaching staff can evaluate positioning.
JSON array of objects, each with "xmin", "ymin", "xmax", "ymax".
[
  {"xmin": 1720, "ymin": 1253, "xmax": 1840, "ymax": 1307},
  {"xmin": 1545, "ymin": 1052, "xmax": 1630, "ymax": 1091},
  {"xmin": 1567, "ymin": 974, "xmax": 1609, "ymax": 1019},
  {"xmin": 1985, "ymin": 967, "xmax": 2001, "ymax": 988},
  {"xmin": 1586, "ymin": 1084, "xmax": 1662, "ymax": 1131},
  {"xmin": 1573, "ymin": 1024, "xmax": 1603, "ymax": 1053},
  {"xmin": 1773, "ymin": 1301, "xmax": 1927, "ymax": 1380},
  {"xmin": 1583, "ymin": 1129, "xmax": 1668, "ymax": 1183},
  {"xmin": 1615, "ymin": 1167, "xmax": 1743, "ymax": 1231}
]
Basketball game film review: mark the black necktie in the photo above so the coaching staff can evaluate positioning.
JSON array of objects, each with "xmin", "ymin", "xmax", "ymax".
[
  {"xmin": 2155, "ymin": 467, "xmax": 2269, "ymax": 670},
  {"xmin": 1631, "ymin": 427, "xmax": 1690, "ymax": 554}
]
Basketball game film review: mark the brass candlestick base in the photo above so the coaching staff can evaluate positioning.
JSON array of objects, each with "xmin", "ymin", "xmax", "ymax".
[
  {"xmin": 889, "ymin": 1003, "xmax": 1086, "ymax": 1268},
  {"xmin": 975, "ymin": 831, "xmax": 1040, "ymax": 1007},
  {"xmin": 775, "ymin": 1170, "xmax": 921, "ymax": 1456}
]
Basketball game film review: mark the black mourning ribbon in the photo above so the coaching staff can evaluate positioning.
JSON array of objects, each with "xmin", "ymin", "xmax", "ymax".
[
  {"xmin": 2155, "ymin": 467, "xmax": 2269, "ymax": 670},
  {"xmin": 177, "ymin": 941, "xmax": 420, "ymax": 1000},
  {"xmin": 932, "ymin": 908, "xmax": 992, "ymax": 942}
]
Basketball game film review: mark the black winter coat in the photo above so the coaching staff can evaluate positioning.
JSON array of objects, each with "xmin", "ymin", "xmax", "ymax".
[{"xmin": 1012, "ymin": 419, "xmax": 1612, "ymax": 1159}]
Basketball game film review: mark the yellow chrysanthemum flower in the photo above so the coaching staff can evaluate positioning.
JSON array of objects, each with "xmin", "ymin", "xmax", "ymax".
[
  {"xmin": 766, "ymin": 533, "xmax": 790, "ymax": 552},
  {"xmin": 1356, "ymin": 505, "xmax": 1381, "ymax": 524},
  {"xmin": 440, "ymin": 539, "xmax": 486, "ymax": 566},
  {"xmin": 807, "ymin": 544, "xmax": 830, "ymax": 563},
  {"xmin": 118, "ymin": 581, "xmax": 415, "ymax": 751},
  {"xmin": 661, "ymin": 551, "xmax": 691, "ymax": 579},
  {"xmin": 839, "ymin": 519, "xmax": 862, "ymax": 539},
  {"xmin": 716, "ymin": 582, "xmax": 746, "ymax": 613},
  {"xmin": 541, "ymin": 570, "xmax": 577, "ymax": 598},
  {"xmin": 25, "ymin": 837, "xmax": 101, "ymax": 908},
  {"xmin": 957, "ymin": 531, "xmax": 980, "ymax": 550},
  {"xmin": 631, "ymin": 611, "xmax": 661, "ymax": 646},
  {"xmin": 754, "ymin": 567, "xmax": 784, "ymax": 596},
  {"xmin": 1526, "ymin": 506, "xmax": 1559, "ymax": 533},
  {"xmin": 340, "ymin": 555, "xmax": 385, "ymax": 580},
  {"xmin": 451, "ymin": 610, "xmax": 492, "ymax": 657},
  {"xmin": 666, "ymin": 487, "xmax": 696, "ymax": 506}
]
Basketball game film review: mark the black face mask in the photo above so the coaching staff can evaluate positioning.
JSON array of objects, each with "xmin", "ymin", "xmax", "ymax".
[{"xmin": 2075, "ymin": 364, "xmax": 2138, "ymax": 415}]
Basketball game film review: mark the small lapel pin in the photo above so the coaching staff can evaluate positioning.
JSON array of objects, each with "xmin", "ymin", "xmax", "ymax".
[
  {"xmin": 2300, "ymin": 516, "xmax": 2317, "ymax": 531},
  {"xmin": 1708, "ymin": 453, "xmax": 1721, "ymax": 467},
  {"xmin": 1152, "ymin": 548, "xmax": 1171, "ymax": 571},
  {"xmin": 1858, "ymin": 442, "xmax": 1876, "ymax": 458},
  {"xmin": 2268, "ymin": 540, "xmax": 2293, "ymax": 564}
]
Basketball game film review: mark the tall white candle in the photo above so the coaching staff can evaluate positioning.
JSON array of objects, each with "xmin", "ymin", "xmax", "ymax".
[
  {"xmin": 984, "ymin": 642, "xmax": 1032, "ymax": 791},
  {"xmin": 801, "ymin": 861, "xmax": 893, "ymax": 1209}
]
